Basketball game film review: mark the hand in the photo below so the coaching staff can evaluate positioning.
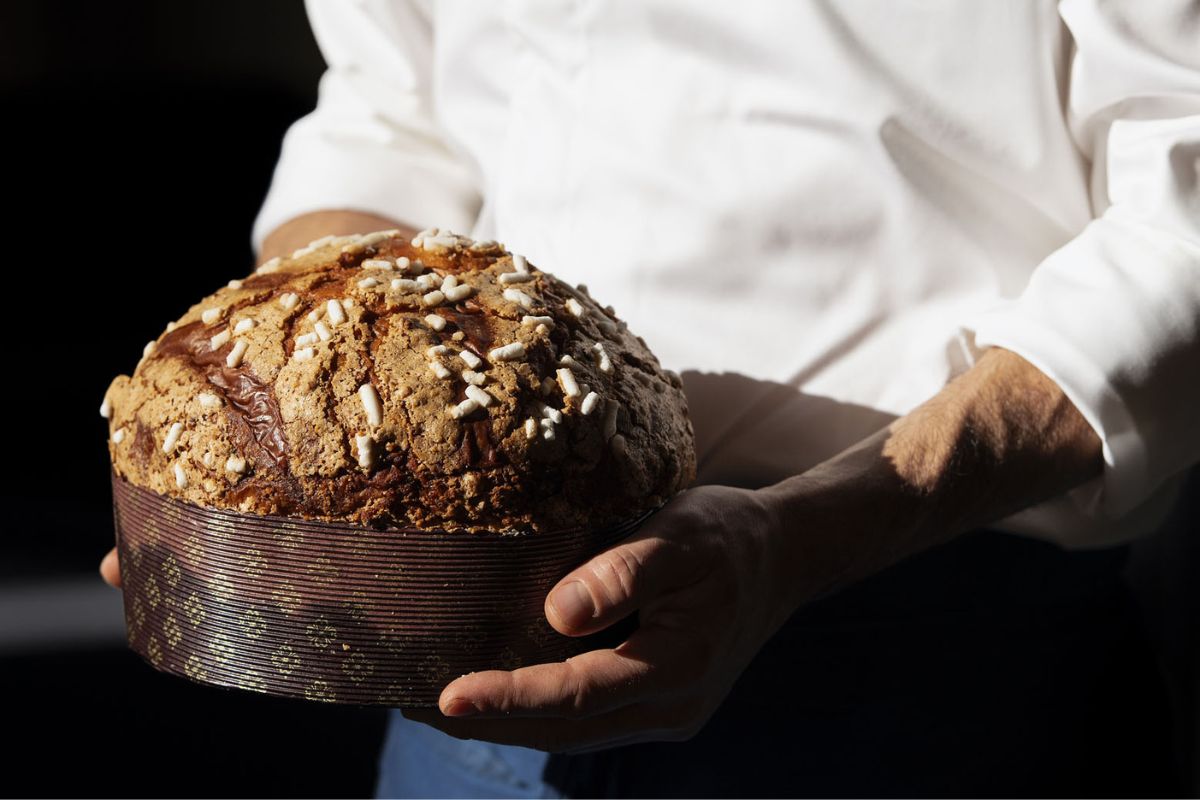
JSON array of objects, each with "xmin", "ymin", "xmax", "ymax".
[
  {"xmin": 99, "ymin": 547, "xmax": 121, "ymax": 588},
  {"xmin": 406, "ymin": 484, "xmax": 793, "ymax": 754}
]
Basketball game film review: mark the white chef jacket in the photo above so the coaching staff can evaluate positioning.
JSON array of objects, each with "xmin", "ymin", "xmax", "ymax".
[{"xmin": 253, "ymin": 0, "xmax": 1200, "ymax": 549}]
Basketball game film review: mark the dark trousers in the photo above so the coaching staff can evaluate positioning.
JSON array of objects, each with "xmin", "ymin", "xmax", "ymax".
[{"xmin": 545, "ymin": 530, "xmax": 1177, "ymax": 797}]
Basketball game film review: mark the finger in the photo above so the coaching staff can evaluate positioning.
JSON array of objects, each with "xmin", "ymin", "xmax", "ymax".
[
  {"xmin": 439, "ymin": 624, "xmax": 706, "ymax": 719},
  {"xmin": 545, "ymin": 524, "xmax": 706, "ymax": 636},
  {"xmin": 99, "ymin": 548, "xmax": 122, "ymax": 588},
  {"xmin": 406, "ymin": 699, "xmax": 684, "ymax": 754}
]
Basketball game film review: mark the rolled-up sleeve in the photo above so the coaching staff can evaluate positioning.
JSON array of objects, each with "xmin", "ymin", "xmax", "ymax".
[
  {"xmin": 967, "ymin": 0, "xmax": 1200, "ymax": 519},
  {"xmin": 252, "ymin": 0, "xmax": 481, "ymax": 252}
]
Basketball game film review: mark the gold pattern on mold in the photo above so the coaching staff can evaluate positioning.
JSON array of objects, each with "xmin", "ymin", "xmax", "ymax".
[
  {"xmin": 234, "ymin": 668, "xmax": 267, "ymax": 694},
  {"xmin": 341, "ymin": 650, "xmax": 375, "ymax": 683},
  {"xmin": 144, "ymin": 574, "xmax": 162, "ymax": 609},
  {"xmin": 272, "ymin": 521, "xmax": 305, "ymax": 551},
  {"xmin": 162, "ymin": 554, "xmax": 182, "ymax": 588},
  {"xmin": 124, "ymin": 544, "xmax": 145, "ymax": 574},
  {"xmin": 129, "ymin": 594, "xmax": 147, "ymax": 635},
  {"xmin": 182, "ymin": 592, "xmax": 206, "ymax": 627},
  {"xmin": 346, "ymin": 590, "xmax": 371, "ymax": 624},
  {"xmin": 145, "ymin": 634, "xmax": 163, "ymax": 666},
  {"xmin": 272, "ymin": 581, "xmax": 302, "ymax": 615},
  {"xmin": 271, "ymin": 642, "xmax": 298, "ymax": 676},
  {"xmin": 380, "ymin": 626, "xmax": 407, "ymax": 656},
  {"xmin": 306, "ymin": 616, "xmax": 337, "ymax": 650},
  {"xmin": 203, "ymin": 519, "xmax": 233, "ymax": 546},
  {"xmin": 418, "ymin": 654, "xmax": 450, "ymax": 685},
  {"xmin": 207, "ymin": 631, "xmax": 235, "ymax": 666},
  {"xmin": 238, "ymin": 607, "xmax": 266, "ymax": 640},
  {"xmin": 183, "ymin": 654, "xmax": 208, "ymax": 682},
  {"xmin": 239, "ymin": 546, "xmax": 266, "ymax": 579},
  {"xmin": 308, "ymin": 555, "xmax": 339, "ymax": 584},
  {"xmin": 524, "ymin": 618, "xmax": 554, "ymax": 648},
  {"xmin": 375, "ymin": 684, "xmax": 412, "ymax": 705},
  {"xmin": 304, "ymin": 678, "xmax": 336, "ymax": 703},
  {"xmin": 183, "ymin": 533, "xmax": 205, "ymax": 568},
  {"xmin": 207, "ymin": 574, "xmax": 236, "ymax": 604},
  {"xmin": 453, "ymin": 622, "xmax": 485, "ymax": 654},
  {"xmin": 498, "ymin": 646, "xmax": 522, "ymax": 671},
  {"xmin": 163, "ymin": 613, "xmax": 183, "ymax": 649},
  {"xmin": 142, "ymin": 516, "xmax": 162, "ymax": 544}
]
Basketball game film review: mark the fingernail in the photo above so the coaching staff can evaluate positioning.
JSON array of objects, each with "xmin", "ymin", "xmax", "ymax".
[
  {"xmin": 549, "ymin": 581, "xmax": 594, "ymax": 628},
  {"xmin": 441, "ymin": 697, "xmax": 479, "ymax": 717}
]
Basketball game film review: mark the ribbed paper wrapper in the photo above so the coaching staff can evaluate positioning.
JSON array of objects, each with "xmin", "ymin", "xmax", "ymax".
[{"xmin": 111, "ymin": 475, "xmax": 649, "ymax": 707}]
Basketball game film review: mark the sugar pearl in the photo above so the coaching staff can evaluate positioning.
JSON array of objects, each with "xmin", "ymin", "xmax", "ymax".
[
  {"xmin": 355, "ymin": 435, "xmax": 374, "ymax": 469},
  {"xmin": 326, "ymin": 299, "xmax": 347, "ymax": 325},
  {"xmin": 444, "ymin": 284, "xmax": 473, "ymax": 302},
  {"xmin": 556, "ymin": 367, "xmax": 581, "ymax": 399},
  {"xmin": 465, "ymin": 384, "xmax": 493, "ymax": 408},
  {"xmin": 425, "ymin": 313, "xmax": 446, "ymax": 331},
  {"xmin": 592, "ymin": 342, "xmax": 613, "ymax": 373},
  {"xmin": 162, "ymin": 422, "xmax": 183, "ymax": 453},
  {"xmin": 581, "ymin": 391, "xmax": 601, "ymax": 415},
  {"xmin": 503, "ymin": 288, "xmax": 534, "ymax": 310},
  {"xmin": 279, "ymin": 292, "xmax": 300, "ymax": 311},
  {"xmin": 226, "ymin": 339, "xmax": 248, "ymax": 367},
  {"xmin": 358, "ymin": 383, "xmax": 384, "ymax": 426},
  {"xmin": 174, "ymin": 462, "xmax": 189, "ymax": 489},
  {"xmin": 449, "ymin": 397, "xmax": 481, "ymax": 419},
  {"xmin": 488, "ymin": 342, "xmax": 526, "ymax": 361}
]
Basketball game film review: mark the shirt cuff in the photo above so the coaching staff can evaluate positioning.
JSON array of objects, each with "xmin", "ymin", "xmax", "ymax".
[{"xmin": 967, "ymin": 213, "xmax": 1200, "ymax": 519}]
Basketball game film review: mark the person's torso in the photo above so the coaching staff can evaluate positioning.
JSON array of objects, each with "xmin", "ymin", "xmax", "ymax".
[{"xmin": 428, "ymin": 1, "xmax": 1099, "ymax": 495}]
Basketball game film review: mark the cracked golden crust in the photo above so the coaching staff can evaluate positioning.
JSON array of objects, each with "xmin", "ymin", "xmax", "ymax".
[{"xmin": 104, "ymin": 231, "xmax": 696, "ymax": 532}]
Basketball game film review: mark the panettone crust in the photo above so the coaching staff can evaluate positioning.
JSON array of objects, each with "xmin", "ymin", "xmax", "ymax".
[{"xmin": 103, "ymin": 230, "xmax": 695, "ymax": 532}]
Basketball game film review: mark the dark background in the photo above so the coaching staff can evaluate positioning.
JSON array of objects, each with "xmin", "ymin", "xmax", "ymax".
[
  {"xmin": 2, "ymin": 2, "xmax": 389, "ymax": 797},
  {"xmin": 1, "ymin": 1, "xmax": 1197, "ymax": 798}
]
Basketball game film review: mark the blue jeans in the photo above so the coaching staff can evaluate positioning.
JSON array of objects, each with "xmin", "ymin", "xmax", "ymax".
[
  {"xmin": 375, "ymin": 710, "xmax": 558, "ymax": 798},
  {"xmin": 374, "ymin": 531, "xmax": 1172, "ymax": 797}
]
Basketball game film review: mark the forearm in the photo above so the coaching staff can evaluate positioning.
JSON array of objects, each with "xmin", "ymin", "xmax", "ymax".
[
  {"xmin": 760, "ymin": 347, "xmax": 1103, "ymax": 618},
  {"xmin": 258, "ymin": 210, "xmax": 415, "ymax": 264}
]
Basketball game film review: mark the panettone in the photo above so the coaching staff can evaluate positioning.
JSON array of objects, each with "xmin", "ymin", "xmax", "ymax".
[{"xmin": 101, "ymin": 228, "xmax": 695, "ymax": 533}]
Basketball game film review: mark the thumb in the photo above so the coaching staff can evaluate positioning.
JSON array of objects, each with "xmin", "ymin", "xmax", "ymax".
[{"xmin": 544, "ymin": 531, "xmax": 701, "ymax": 636}]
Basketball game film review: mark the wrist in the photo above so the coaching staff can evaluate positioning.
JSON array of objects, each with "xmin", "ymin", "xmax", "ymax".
[{"xmin": 756, "ymin": 430, "xmax": 944, "ymax": 612}]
